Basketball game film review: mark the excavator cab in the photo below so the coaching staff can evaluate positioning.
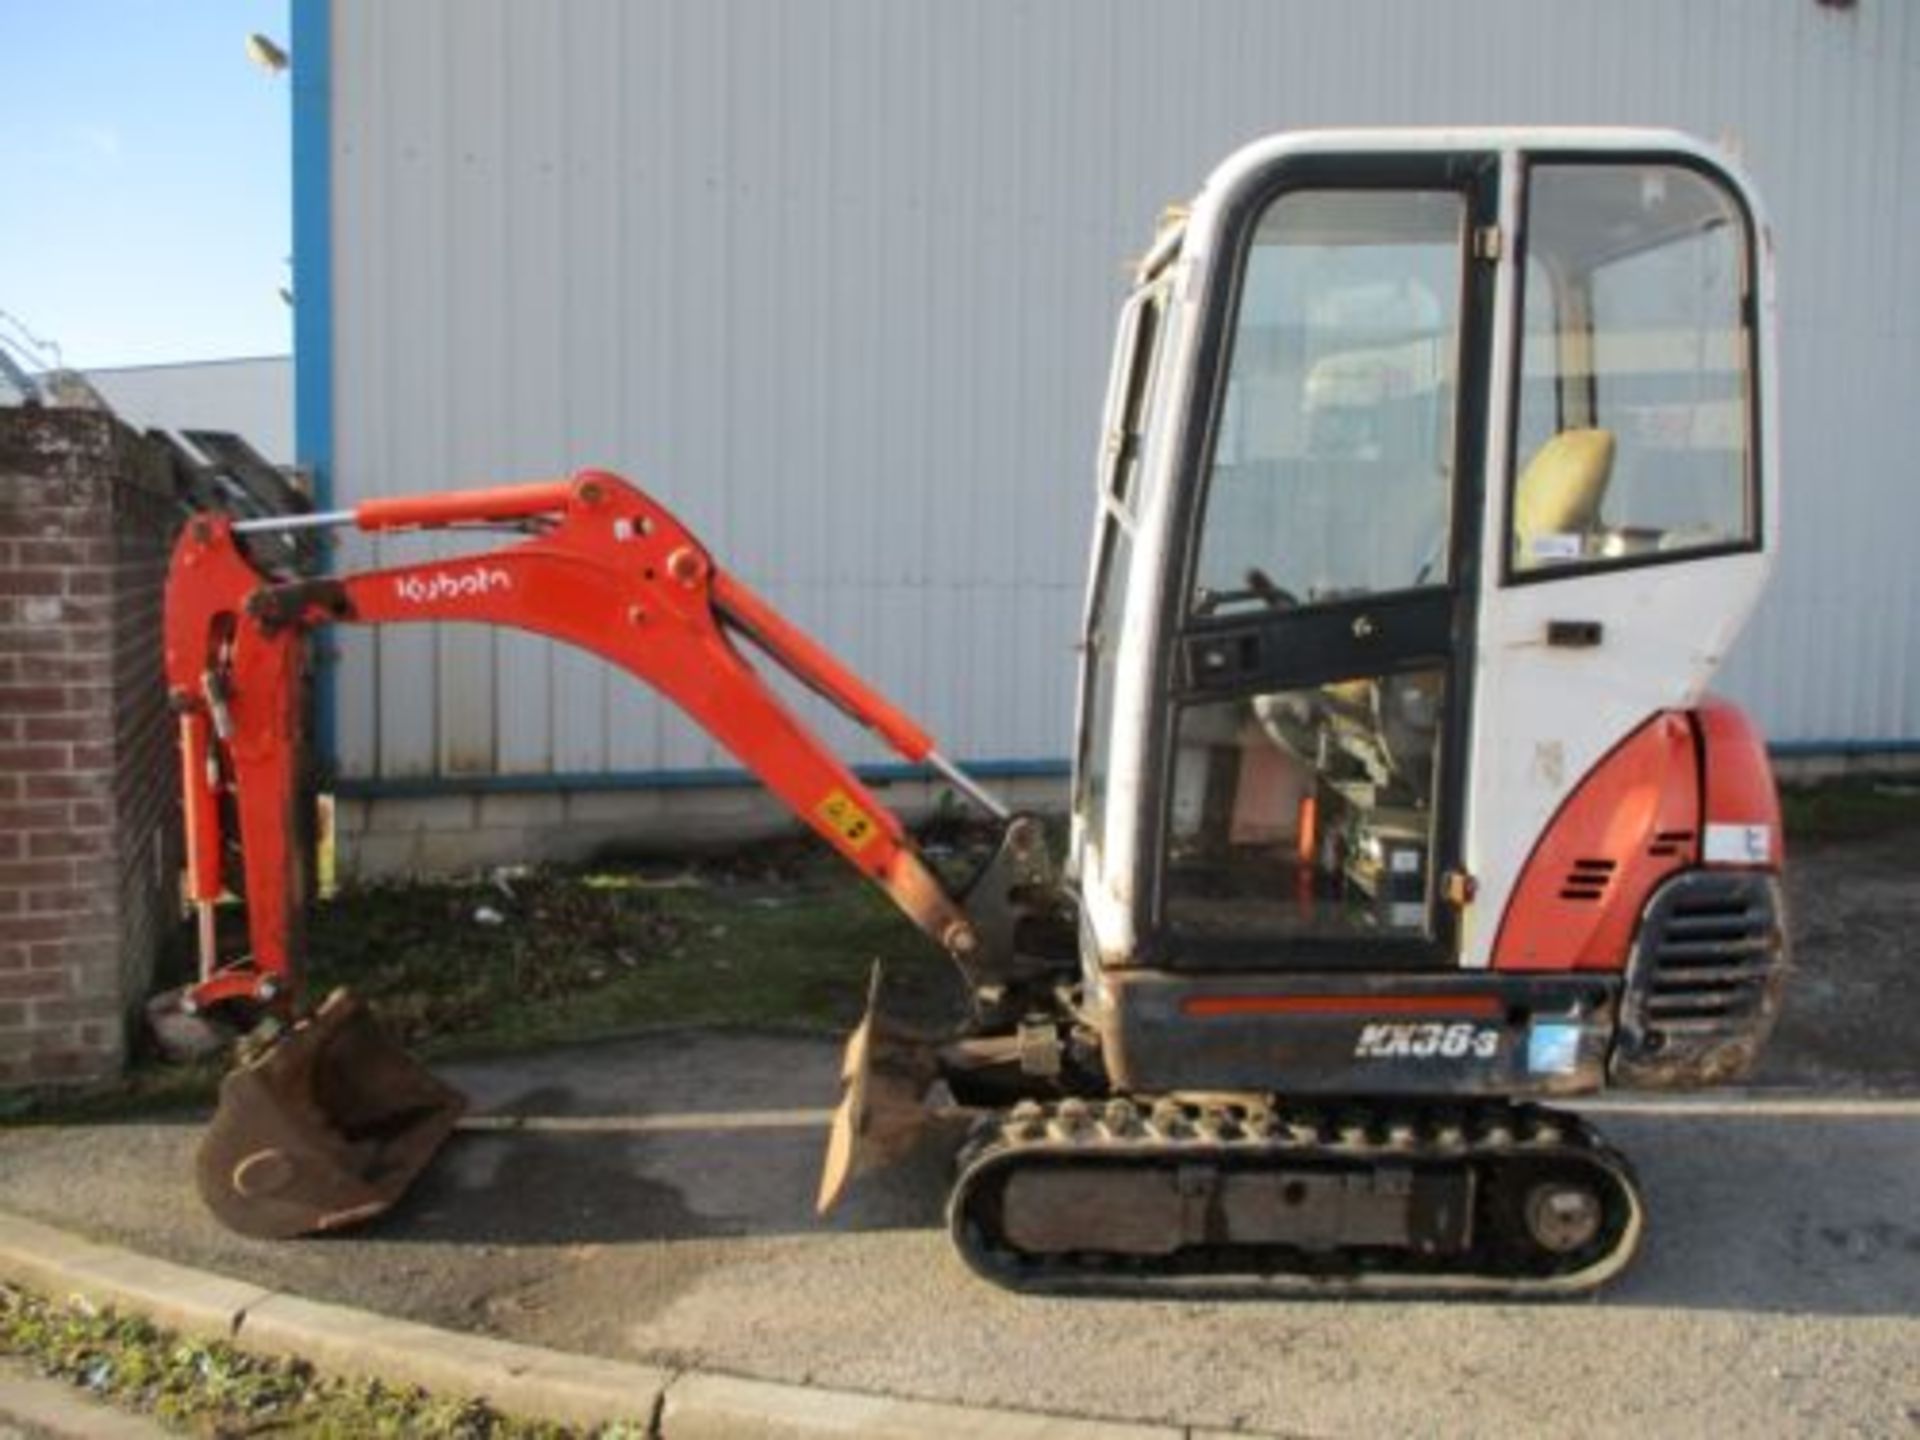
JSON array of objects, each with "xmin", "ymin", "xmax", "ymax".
[
  {"xmin": 167, "ymin": 129, "xmax": 1785, "ymax": 1293},
  {"xmin": 1068, "ymin": 130, "xmax": 1778, "ymax": 1090}
]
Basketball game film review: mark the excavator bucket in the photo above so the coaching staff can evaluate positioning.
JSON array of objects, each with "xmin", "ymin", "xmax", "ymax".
[
  {"xmin": 816, "ymin": 966, "xmax": 943, "ymax": 1213},
  {"xmin": 195, "ymin": 990, "xmax": 467, "ymax": 1240}
]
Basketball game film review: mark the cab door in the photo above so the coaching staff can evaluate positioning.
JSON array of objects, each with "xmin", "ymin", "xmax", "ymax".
[
  {"xmin": 1464, "ymin": 153, "xmax": 1770, "ymax": 968},
  {"xmin": 1149, "ymin": 154, "xmax": 1500, "ymax": 971}
]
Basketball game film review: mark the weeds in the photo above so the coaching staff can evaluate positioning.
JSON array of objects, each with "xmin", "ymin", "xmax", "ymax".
[{"xmin": 0, "ymin": 1282, "xmax": 649, "ymax": 1437}]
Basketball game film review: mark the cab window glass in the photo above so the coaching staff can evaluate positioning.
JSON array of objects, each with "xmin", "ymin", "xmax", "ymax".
[
  {"xmin": 1165, "ymin": 667, "xmax": 1447, "ymax": 942},
  {"xmin": 1079, "ymin": 277, "xmax": 1168, "ymax": 851},
  {"xmin": 1512, "ymin": 164, "xmax": 1755, "ymax": 575},
  {"xmin": 1101, "ymin": 286, "xmax": 1168, "ymax": 511},
  {"xmin": 1078, "ymin": 519, "xmax": 1133, "ymax": 847},
  {"xmin": 1192, "ymin": 189, "xmax": 1466, "ymax": 616}
]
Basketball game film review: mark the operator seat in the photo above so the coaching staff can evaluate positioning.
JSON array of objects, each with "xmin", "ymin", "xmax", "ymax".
[{"xmin": 1512, "ymin": 427, "xmax": 1615, "ymax": 570}]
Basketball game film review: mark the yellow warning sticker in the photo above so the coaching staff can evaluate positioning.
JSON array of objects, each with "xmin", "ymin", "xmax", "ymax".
[{"xmin": 816, "ymin": 789, "xmax": 877, "ymax": 849}]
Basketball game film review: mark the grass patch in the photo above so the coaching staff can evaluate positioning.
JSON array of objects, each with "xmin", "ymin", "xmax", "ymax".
[
  {"xmin": 5, "ymin": 841, "xmax": 966, "ymax": 1125},
  {"xmin": 0, "ymin": 1281, "xmax": 641, "ymax": 1437},
  {"xmin": 1780, "ymin": 777, "xmax": 1920, "ymax": 842},
  {"xmin": 304, "ymin": 847, "xmax": 959, "ymax": 1061}
]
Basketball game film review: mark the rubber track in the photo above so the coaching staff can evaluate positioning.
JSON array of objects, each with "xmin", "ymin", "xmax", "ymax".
[{"xmin": 948, "ymin": 1095, "xmax": 1644, "ymax": 1297}]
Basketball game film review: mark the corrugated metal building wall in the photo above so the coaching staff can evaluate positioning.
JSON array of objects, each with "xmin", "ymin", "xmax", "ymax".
[
  {"xmin": 312, "ymin": 0, "xmax": 1917, "ymax": 839},
  {"xmin": 86, "ymin": 357, "xmax": 293, "ymax": 465}
]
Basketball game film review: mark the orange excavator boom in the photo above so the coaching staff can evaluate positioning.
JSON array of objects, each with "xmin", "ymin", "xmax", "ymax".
[{"xmin": 165, "ymin": 469, "xmax": 1006, "ymax": 1015}]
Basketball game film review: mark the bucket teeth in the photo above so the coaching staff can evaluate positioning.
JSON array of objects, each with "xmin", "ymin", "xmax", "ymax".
[{"xmin": 195, "ymin": 990, "xmax": 466, "ymax": 1239}]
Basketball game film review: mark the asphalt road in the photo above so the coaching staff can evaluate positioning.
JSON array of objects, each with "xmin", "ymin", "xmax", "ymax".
[
  {"xmin": 2, "ymin": 1041, "xmax": 1915, "ymax": 1436},
  {"xmin": 0, "ymin": 830, "xmax": 1915, "ymax": 1436}
]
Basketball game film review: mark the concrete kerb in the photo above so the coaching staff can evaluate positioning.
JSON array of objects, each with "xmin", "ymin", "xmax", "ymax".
[
  {"xmin": 0, "ymin": 1210, "xmax": 1215, "ymax": 1439},
  {"xmin": 0, "ymin": 1356, "xmax": 173, "ymax": 1439}
]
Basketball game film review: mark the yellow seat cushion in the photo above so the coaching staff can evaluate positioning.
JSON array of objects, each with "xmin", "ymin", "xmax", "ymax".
[{"xmin": 1513, "ymin": 428, "xmax": 1614, "ymax": 568}]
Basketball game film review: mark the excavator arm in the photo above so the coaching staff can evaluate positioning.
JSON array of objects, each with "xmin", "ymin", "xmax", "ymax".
[
  {"xmin": 165, "ymin": 469, "xmax": 1022, "ymax": 1012},
  {"xmin": 164, "ymin": 470, "xmax": 1057, "ymax": 1238}
]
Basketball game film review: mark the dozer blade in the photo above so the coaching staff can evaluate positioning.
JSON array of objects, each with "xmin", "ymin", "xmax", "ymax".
[
  {"xmin": 196, "ymin": 990, "xmax": 467, "ymax": 1239},
  {"xmin": 816, "ymin": 966, "xmax": 943, "ymax": 1214}
]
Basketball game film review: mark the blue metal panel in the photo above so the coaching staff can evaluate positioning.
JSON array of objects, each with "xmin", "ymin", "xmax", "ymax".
[
  {"xmin": 335, "ymin": 757, "xmax": 1072, "ymax": 801},
  {"xmin": 290, "ymin": 0, "xmax": 336, "ymax": 771}
]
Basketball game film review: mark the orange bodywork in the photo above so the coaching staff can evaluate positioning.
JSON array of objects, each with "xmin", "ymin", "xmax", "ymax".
[
  {"xmin": 1492, "ymin": 712, "xmax": 1701, "ymax": 972},
  {"xmin": 164, "ymin": 471, "xmax": 974, "ymax": 1010},
  {"xmin": 1696, "ymin": 696, "xmax": 1785, "ymax": 868}
]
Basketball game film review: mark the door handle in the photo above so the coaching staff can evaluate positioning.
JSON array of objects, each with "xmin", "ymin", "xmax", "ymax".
[{"xmin": 1546, "ymin": 620, "xmax": 1603, "ymax": 648}]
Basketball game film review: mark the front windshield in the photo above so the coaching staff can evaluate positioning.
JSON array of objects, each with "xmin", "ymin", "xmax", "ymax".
[{"xmin": 1191, "ymin": 189, "xmax": 1465, "ymax": 615}]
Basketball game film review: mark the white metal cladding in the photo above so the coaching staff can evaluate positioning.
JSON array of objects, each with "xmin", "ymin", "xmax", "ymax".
[
  {"xmin": 324, "ymin": 0, "xmax": 1920, "ymax": 788},
  {"xmin": 86, "ymin": 358, "xmax": 293, "ymax": 466}
]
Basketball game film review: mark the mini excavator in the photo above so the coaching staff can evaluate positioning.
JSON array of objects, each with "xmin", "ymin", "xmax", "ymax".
[{"xmin": 162, "ymin": 129, "xmax": 1788, "ymax": 1293}]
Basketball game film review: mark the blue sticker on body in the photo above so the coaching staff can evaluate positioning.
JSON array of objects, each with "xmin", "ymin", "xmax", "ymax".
[{"xmin": 1528, "ymin": 1022, "xmax": 1582, "ymax": 1075}]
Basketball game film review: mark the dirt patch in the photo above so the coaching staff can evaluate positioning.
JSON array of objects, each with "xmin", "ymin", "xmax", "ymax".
[{"xmin": 1759, "ymin": 821, "xmax": 1920, "ymax": 1091}]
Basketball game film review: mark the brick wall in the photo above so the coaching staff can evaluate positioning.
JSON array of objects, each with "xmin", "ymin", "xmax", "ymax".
[{"xmin": 0, "ymin": 409, "xmax": 182, "ymax": 1086}]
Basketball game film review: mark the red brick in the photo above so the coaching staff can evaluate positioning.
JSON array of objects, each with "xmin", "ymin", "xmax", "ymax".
[
  {"xmin": 0, "ymin": 804, "xmax": 69, "ymax": 831},
  {"xmin": 59, "ymin": 627, "xmax": 112, "ymax": 653},
  {"xmin": 0, "ymin": 510, "xmax": 76, "ymax": 540},
  {"xmin": 24, "ymin": 772, "xmax": 108, "ymax": 801},
  {"xmin": 28, "ymin": 829, "xmax": 109, "ymax": 859},
  {"xmin": 25, "ymin": 712, "xmax": 111, "ymax": 743},
  {"xmin": 0, "ymin": 972, "xmax": 69, "ymax": 1000},
  {"xmin": 18, "ymin": 653, "xmax": 108, "ymax": 684},
  {"xmin": 0, "ymin": 685, "xmax": 71, "ymax": 713},
  {"xmin": 0, "ymin": 745, "xmax": 69, "ymax": 771},
  {"xmin": 3, "ymin": 415, "xmax": 184, "ymax": 1086},
  {"xmin": 0, "ymin": 625, "xmax": 72, "ymax": 655},
  {"xmin": 0, "ymin": 915, "xmax": 112, "ymax": 944},
  {"xmin": 14, "ymin": 539, "xmax": 106, "ymax": 567},
  {"xmin": 24, "ymin": 1051, "xmax": 95, "ymax": 1079},
  {"xmin": 30, "ymin": 996, "xmax": 119, "ymax": 1024},
  {"xmin": 0, "ymin": 861, "xmax": 74, "ymax": 889},
  {"xmin": 22, "ymin": 889, "xmax": 97, "ymax": 916},
  {"xmin": 0, "ymin": 1002, "xmax": 25, "ymax": 1027},
  {"xmin": 0, "ymin": 570, "xmax": 64, "ymax": 597},
  {"xmin": 28, "ymin": 934, "xmax": 111, "ymax": 963}
]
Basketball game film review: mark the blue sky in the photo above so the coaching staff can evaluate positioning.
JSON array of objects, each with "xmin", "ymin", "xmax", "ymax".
[{"xmin": 0, "ymin": 1, "xmax": 292, "ymax": 369}]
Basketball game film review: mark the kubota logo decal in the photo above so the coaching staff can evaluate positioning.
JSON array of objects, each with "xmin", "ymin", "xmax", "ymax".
[
  {"xmin": 1354, "ymin": 1022, "xmax": 1500, "ymax": 1061},
  {"xmin": 394, "ymin": 566, "xmax": 512, "ymax": 605}
]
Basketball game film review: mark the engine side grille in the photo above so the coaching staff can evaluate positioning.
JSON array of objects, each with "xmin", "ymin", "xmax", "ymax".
[
  {"xmin": 1647, "ymin": 829, "xmax": 1695, "ymax": 860},
  {"xmin": 1611, "ymin": 870, "xmax": 1787, "ymax": 1088},
  {"xmin": 1558, "ymin": 857, "xmax": 1617, "ymax": 903}
]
